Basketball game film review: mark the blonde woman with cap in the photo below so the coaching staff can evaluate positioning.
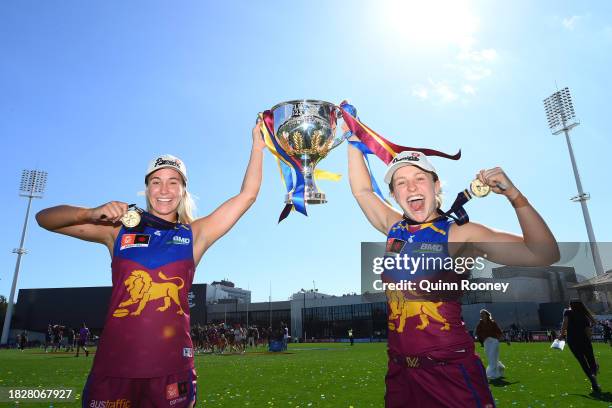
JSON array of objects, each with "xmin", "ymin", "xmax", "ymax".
[
  {"xmin": 348, "ymin": 140, "xmax": 559, "ymax": 407},
  {"xmin": 475, "ymin": 309, "xmax": 507, "ymax": 380},
  {"xmin": 36, "ymin": 122, "xmax": 266, "ymax": 408}
]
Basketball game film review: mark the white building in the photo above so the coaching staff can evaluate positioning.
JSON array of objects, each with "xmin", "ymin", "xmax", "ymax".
[{"xmin": 206, "ymin": 280, "xmax": 251, "ymax": 304}]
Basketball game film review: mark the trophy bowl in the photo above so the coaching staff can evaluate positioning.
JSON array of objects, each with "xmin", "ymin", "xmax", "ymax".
[{"xmin": 271, "ymin": 100, "xmax": 347, "ymax": 204}]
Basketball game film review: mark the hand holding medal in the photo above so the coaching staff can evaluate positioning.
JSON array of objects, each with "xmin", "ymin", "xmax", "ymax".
[
  {"xmin": 472, "ymin": 167, "xmax": 516, "ymax": 199},
  {"xmin": 120, "ymin": 204, "xmax": 143, "ymax": 228},
  {"xmin": 440, "ymin": 167, "xmax": 518, "ymax": 225},
  {"xmin": 94, "ymin": 201, "xmax": 143, "ymax": 227},
  {"xmin": 469, "ymin": 178, "xmax": 491, "ymax": 198}
]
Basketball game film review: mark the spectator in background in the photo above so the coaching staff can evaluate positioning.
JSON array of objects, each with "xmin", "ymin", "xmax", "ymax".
[
  {"xmin": 44, "ymin": 324, "xmax": 52, "ymax": 352},
  {"xmin": 247, "ymin": 326, "xmax": 255, "ymax": 349},
  {"xmin": 559, "ymin": 299, "xmax": 601, "ymax": 394},
  {"xmin": 18, "ymin": 330, "xmax": 27, "ymax": 351},
  {"xmin": 76, "ymin": 322, "xmax": 90, "ymax": 358},
  {"xmin": 282, "ymin": 323, "xmax": 289, "ymax": 351},
  {"xmin": 253, "ymin": 326, "xmax": 260, "ymax": 348},
  {"xmin": 475, "ymin": 309, "xmax": 507, "ymax": 380},
  {"xmin": 51, "ymin": 325, "xmax": 63, "ymax": 352},
  {"xmin": 66, "ymin": 327, "xmax": 75, "ymax": 353},
  {"xmin": 602, "ymin": 320, "xmax": 611, "ymax": 347}
]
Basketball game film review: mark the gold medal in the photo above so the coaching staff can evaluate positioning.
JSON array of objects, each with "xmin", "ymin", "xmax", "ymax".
[
  {"xmin": 121, "ymin": 208, "xmax": 141, "ymax": 228},
  {"xmin": 469, "ymin": 179, "xmax": 490, "ymax": 198}
]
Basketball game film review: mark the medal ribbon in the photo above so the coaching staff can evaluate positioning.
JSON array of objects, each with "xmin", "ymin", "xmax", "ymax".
[{"xmin": 436, "ymin": 190, "xmax": 471, "ymax": 226}]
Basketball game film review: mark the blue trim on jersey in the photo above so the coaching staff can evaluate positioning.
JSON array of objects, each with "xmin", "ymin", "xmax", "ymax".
[
  {"xmin": 113, "ymin": 212, "xmax": 194, "ymax": 270},
  {"xmin": 459, "ymin": 363, "xmax": 484, "ymax": 408},
  {"xmin": 384, "ymin": 218, "xmax": 454, "ymax": 282},
  {"xmin": 189, "ymin": 369, "xmax": 197, "ymax": 407},
  {"xmin": 476, "ymin": 358, "xmax": 496, "ymax": 407},
  {"xmin": 387, "ymin": 218, "xmax": 452, "ymax": 244},
  {"xmin": 82, "ymin": 373, "xmax": 92, "ymax": 408}
]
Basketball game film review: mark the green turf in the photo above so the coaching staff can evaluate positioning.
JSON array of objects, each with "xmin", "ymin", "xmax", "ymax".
[{"xmin": 0, "ymin": 342, "xmax": 611, "ymax": 407}]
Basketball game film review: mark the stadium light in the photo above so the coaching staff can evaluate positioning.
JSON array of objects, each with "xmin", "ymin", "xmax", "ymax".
[
  {"xmin": 1, "ymin": 170, "xmax": 47, "ymax": 346},
  {"xmin": 543, "ymin": 88, "xmax": 605, "ymax": 278}
]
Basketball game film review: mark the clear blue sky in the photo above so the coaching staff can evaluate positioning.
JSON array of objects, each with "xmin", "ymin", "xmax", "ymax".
[{"xmin": 2, "ymin": 1, "xmax": 611, "ymax": 302}]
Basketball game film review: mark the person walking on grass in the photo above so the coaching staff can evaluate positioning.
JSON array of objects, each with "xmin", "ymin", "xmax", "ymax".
[{"xmin": 559, "ymin": 299, "xmax": 601, "ymax": 394}]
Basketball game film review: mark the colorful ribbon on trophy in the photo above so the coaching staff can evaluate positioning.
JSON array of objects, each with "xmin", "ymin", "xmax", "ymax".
[
  {"xmin": 259, "ymin": 112, "xmax": 343, "ymax": 222},
  {"xmin": 258, "ymin": 113, "xmax": 293, "ymax": 193},
  {"xmin": 259, "ymin": 111, "xmax": 307, "ymax": 221},
  {"xmin": 348, "ymin": 140, "xmax": 388, "ymax": 203},
  {"xmin": 314, "ymin": 169, "xmax": 342, "ymax": 181},
  {"xmin": 339, "ymin": 102, "xmax": 461, "ymax": 165},
  {"xmin": 339, "ymin": 101, "xmax": 469, "ymax": 223},
  {"xmin": 341, "ymin": 103, "xmax": 385, "ymax": 202},
  {"xmin": 261, "ymin": 100, "xmax": 462, "ymax": 223}
]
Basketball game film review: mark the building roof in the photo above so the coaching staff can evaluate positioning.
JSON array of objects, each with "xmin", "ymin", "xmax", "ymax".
[{"xmin": 570, "ymin": 271, "xmax": 612, "ymax": 289}]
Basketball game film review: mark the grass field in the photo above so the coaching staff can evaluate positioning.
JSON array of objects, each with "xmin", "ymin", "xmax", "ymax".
[{"xmin": 0, "ymin": 342, "xmax": 611, "ymax": 407}]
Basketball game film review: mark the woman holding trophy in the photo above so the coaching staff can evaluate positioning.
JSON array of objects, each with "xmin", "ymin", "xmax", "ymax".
[
  {"xmin": 347, "ymin": 132, "xmax": 559, "ymax": 407},
  {"xmin": 36, "ymin": 121, "xmax": 266, "ymax": 407}
]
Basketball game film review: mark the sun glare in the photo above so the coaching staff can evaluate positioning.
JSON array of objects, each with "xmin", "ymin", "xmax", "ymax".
[{"xmin": 385, "ymin": 0, "xmax": 479, "ymax": 49}]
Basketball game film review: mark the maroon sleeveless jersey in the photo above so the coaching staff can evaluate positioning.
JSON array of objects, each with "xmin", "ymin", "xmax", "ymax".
[{"xmin": 91, "ymin": 213, "xmax": 195, "ymax": 378}]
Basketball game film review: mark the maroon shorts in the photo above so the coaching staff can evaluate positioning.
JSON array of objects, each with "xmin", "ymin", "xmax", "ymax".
[
  {"xmin": 385, "ymin": 348, "xmax": 495, "ymax": 408},
  {"xmin": 82, "ymin": 368, "xmax": 197, "ymax": 408}
]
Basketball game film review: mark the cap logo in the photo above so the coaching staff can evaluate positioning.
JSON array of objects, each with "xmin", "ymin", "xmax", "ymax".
[
  {"xmin": 154, "ymin": 157, "xmax": 181, "ymax": 169},
  {"xmin": 392, "ymin": 154, "xmax": 420, "ymax": 164}
]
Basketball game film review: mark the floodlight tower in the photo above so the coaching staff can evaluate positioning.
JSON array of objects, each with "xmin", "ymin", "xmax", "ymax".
[
  {"xmin": 1, "ymin": 170, "xmax": 47, "ymax": 345},
  {"xmin": 543, "ymin": 88, "xmax": 605, "ymax": 277}
]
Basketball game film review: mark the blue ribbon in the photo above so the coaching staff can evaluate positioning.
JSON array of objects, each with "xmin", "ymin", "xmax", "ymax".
[
  {"xmin": 349, "ymin": 140, "xmax": 387, "ymax": 202},
  {"xmin": 262, "ymin": 111, "xmax": 307, "ymax": 219},
  {"xmin": 279, "ymin": 160, "xmax": 294, "ymax": 192}
]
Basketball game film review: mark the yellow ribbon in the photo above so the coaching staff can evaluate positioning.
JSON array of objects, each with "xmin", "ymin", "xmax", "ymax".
[{"xmin": 314, "ymin": 169, "xmax": 342, "ymax": 181}]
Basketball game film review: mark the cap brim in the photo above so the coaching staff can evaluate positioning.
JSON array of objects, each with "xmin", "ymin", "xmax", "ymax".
[
  {"xmin": 145, "ymin": 166, "xmax": 188, "ymax": 184},
  {"xmin": 384, "ymin": 163, "xmax": 434, "ymax": 184}
]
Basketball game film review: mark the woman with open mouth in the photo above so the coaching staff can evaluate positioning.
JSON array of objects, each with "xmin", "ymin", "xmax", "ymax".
[{"xmin": 348, "ymin": 136, "xmax": 559, "ymax": 408}]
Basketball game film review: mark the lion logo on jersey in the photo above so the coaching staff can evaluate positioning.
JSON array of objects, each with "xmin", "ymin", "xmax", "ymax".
[
  {"xmin": 113, "ymin": 270, "xmax": 185, "ymax": 317},
  {"xmin": 386, "ymin": 289, "xmax": 450, "ymax": 332}
]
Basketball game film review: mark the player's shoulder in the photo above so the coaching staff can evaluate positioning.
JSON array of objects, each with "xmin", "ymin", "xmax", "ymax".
[{"xmin": 448, "ymin": 221, "xmax": 492, "ymax": 243}]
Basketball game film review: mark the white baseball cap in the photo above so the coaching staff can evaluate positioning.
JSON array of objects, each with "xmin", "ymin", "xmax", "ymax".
[
  {"xmin": 145, "ymin": 154, "xmax": 188, "ymax": 185},
  {"xmin": 384, "ymin": 151, "xmax": 436, "ymax": 184}
]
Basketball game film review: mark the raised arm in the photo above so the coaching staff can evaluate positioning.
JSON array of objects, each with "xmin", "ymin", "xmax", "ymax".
[
  {"xmin": 348, "ymin": 136, "xmax": 402, "ymax": 234},
  {"xmin": 451, "ymin": 167, "xmax": 560, "ymax": 266},
  {"xmin": 36, "ymin": 201, "xmax": 126, "ymax": 251},
  {"xmin": 191, "ymin": 121, "xmax": 265, "ymax": 261}
]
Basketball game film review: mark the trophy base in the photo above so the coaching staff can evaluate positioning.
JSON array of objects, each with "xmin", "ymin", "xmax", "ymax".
[{"xmin": 285, "ymin": 192, "xmax": 327, "ymax": 205}]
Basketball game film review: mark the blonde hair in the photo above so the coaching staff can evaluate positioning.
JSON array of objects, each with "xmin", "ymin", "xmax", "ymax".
[
  {"xmin": 145, "ymin": 184, "xmax": 196, "ymax": 225},
  {"xmin": 176, "ymin": 190, "xmax": 196, "ymax": 224}
]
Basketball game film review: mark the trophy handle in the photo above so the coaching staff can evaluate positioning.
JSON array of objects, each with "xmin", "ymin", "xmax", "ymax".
[{"xmin": 328, "ymin": 105, "xmax": 350, "ymax": 150}]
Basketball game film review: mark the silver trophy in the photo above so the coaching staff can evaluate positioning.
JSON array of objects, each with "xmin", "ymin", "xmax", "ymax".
[{"xmin": 271, "ymin": 100, "xmax": 347, "ymax": 204}]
